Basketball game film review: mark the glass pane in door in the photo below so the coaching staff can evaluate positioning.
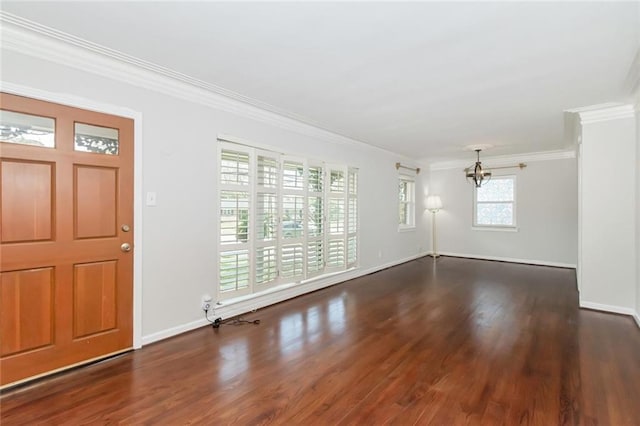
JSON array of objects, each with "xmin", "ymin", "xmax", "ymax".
[
  {"xmin": 0, "ymin": 110, "xmax": 55, "ymax": 148},
  {"xmin": 74, "ymin": 123, "xmax": 119, "ymax": 155}
]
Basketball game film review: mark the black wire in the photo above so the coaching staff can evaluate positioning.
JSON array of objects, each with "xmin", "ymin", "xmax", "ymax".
[
  {"xmin": 204, "ymin": 310, "xmax": 260, "ymax": 327},
  {"xmin": 223, "ymin": 317, "xmax": 261, "ymax": 326}
]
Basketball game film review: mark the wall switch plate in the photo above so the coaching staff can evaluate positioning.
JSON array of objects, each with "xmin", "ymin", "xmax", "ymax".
[{"xmin": 146, "ymin": 192, "xmax": 157, "ymax": 206}]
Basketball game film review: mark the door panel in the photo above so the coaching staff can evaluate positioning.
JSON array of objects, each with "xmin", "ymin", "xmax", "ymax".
[
  {"xmin": 0, "ymin": 92, "xmax": 134, "ymax": 387},
  {"xmin": 0, "ymin": 268, "xmax": 54, "ymax": 356},
  {"xmin": 1, "ymin": 160, "xmax": 54, "ymax": 243},
  {"xmin": 74, "ymin": 166, "xmax": 118, "ymax": 239},
  {"xmin": 73, "ymin": 261, "xmax": 117, "ymax": 338}
]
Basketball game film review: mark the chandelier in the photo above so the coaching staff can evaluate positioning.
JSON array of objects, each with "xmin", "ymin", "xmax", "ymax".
[{"xmin": 466, "ymin": 149, "xmax": 491, "ymax": 188}]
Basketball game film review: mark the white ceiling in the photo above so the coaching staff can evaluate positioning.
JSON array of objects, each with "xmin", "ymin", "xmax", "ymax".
[{"xmin": 2, "ymin": 2, "xmax": 639, "ymax": 162}]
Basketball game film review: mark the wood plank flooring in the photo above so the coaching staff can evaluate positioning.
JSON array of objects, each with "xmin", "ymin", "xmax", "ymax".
[{"xmin": 2, "ymin": 256, "xmax": 640, "ymax": 425}]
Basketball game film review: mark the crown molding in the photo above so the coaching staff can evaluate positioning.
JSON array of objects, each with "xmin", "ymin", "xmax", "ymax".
[
  {"xmin": 429, "ymin": 149, "xmax": 576, "ymax": 171},
  {"xmin": 571, "ymin": 104, "xmax": 636, "ymax": 125},
  {"xmin": 0, "ymin": 12, "xmax": 417, "ymax": 162}
]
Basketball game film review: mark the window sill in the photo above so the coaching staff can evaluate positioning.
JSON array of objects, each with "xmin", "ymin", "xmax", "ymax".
[
  {"xmin": 471, "ymin": 226, "xmax": 518, "ymax": 232},
  {"xmin": 398, "ymin": 225, "xmax": 416, "ymax": 232}
]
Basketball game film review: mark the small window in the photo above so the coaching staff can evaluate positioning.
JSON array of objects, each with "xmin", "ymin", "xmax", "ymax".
[
  {"xmin": 398, "ymin": 176, "xmax": 415, "ymax": 229},
  {"xmin": 0, "ymin": 110, "xmax": 55, "ymax": 148},
  {"xmin": 75, "ymin": 123, "xmax": 119, "ymax": 155},
  {"xmin": 474, "ymin": 176, "xmax": 516, "ymax": 228}
]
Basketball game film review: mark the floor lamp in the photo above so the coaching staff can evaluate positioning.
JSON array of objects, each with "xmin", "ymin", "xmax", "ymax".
[{"xmin": 426, "ymin": 195, "xmax": 442, "ymax": 258}]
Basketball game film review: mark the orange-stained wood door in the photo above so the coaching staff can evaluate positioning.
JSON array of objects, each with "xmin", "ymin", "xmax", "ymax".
[{"xmin": 0, "ymin": 93, "xmax": 134, "ymax": 387}]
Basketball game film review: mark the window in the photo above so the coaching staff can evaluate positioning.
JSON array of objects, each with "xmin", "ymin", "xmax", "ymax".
[
  {"xmin": 474, "ymin": 176, "xmax": 516, "ymax": 228},
  {"xmin": 218, "ymin": 140, "xmax": 358, "ymax": 300},
  {"xmin": 398, "ymin": 176, "xmax": 415, "ymax": 229},
  {"xmin": 0, "ymin": 109, "xmax": 55, "ymax": 148}
]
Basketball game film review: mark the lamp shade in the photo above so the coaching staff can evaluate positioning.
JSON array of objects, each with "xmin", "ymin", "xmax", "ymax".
[{"xmin": 426, "ymin": 195, "xmax": 442, "ymax": 212}]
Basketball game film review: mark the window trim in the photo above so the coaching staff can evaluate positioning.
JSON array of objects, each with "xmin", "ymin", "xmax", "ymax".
[
  {"xmin": 472, "ymin": 174, "xmax": 517, "ymax": 230},
  {"xmin": 398, "ymin": 174, "xmax": 416, "ymax": 230}
]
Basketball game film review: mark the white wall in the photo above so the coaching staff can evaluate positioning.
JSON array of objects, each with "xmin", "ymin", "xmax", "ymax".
[
  {"xmin": 634, "ymin": 0, "xmax": 640, "ymax": 326},
  {"xmin": 0, "ymin": 49, "xmax": 429, "ymax": 341},
  {"xmin": 428, "ymin": 157, "xmax": 578, "ymax": 267},
  {"xmin": 636, "ymin": 97, "xmax": 640, "ymax": 321},
  {"xmin": 579, "ymin": 108, "xmax": 637, "ymax": 313}
]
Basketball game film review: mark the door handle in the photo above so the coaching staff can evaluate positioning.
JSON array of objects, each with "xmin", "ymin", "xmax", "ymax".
[{"xmin": 121, "ymin": 243, "xmax": 132, "ymax": 252}]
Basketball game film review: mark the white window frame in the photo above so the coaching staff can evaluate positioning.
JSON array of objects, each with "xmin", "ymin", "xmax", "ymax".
[
  {"xmin": 472, "ymin": 175, "xmax": 517, "ymax": 230},
  {"xmin": 398, "ymin": 174, "xmax": 416, "ymax": 230},
  {"xmin": 217, "ymin": 140, "xmax": 358, "ymax": 301}
]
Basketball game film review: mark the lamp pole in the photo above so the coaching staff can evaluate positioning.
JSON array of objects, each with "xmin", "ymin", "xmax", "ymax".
[
  {"xmin": 430, "ymin": 209, "xmax": 439, "ymax": 258},
  {"xmin": 425, "ymin": 195, "xmax": 442, "ymax": 258}
]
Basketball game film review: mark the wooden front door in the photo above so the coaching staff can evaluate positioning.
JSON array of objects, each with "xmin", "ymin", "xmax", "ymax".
[{"xmin": 0, "ymin": 93, "xmax": 134, "ymax": 387}]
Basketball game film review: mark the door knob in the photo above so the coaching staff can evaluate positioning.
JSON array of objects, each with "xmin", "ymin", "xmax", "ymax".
[{"xmin": 121, "ymin": 243, "xmax": 132, "ymax": 252}]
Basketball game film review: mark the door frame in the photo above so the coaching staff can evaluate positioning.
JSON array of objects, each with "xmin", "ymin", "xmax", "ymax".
[{"xmin": 1, "ymin": 81, "xmax": 144, "ymax": 349}]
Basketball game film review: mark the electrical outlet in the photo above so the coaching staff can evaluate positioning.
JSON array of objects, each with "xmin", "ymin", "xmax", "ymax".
[{"xmin": 202, "ymin": 294, "xmax": 213, "ymax": 312}]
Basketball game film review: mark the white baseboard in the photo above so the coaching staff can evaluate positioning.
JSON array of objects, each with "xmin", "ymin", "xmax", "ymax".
[
  {"xmin": 141, "ymin": 252, "xmax": 429, "ymax": 346},
  {"xmin": 633, "ymin": 312, "xmax": 640, "ymax": 329},
  {"xmin": 439, "ymin": 251, "xmax": 576, "ymax": 269},
  {"xmin": 579, "ymin": 300, "xmax": 637, "ymax": 316},
  {"xmin": 580, "ymin": 301, "xmax": 640, "ymax": 330},
  {"xmin": 141, "ymin": 318, "xmax": 211, "ymax": 346}
]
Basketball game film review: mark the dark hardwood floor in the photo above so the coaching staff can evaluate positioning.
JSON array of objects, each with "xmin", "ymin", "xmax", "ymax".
[{"xmin": 2, "ymin": 256, "xmax": 640, "ymax": 425}]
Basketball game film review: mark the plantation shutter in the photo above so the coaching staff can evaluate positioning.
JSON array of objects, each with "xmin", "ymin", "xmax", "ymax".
[
  {"xmin": 306, "ymin": 163, "xmax": 325, "ymax": 278},
  {"xmin": 347, "ymin": 168, "xmax": 358, "ymax": 268},
  {"xmin": 325, "ymin": 165, "xmax": 348, "ymax": 273},
  {"xmin": 255, "ymin": 150, "xmax": 281, "ymax": 289},
  {"xmin": 280, "ymin": 157, "xmax": 305, "ymax": 281},
  {"xmin": 219, "ymin": 146, "xmax": 252, "ymax": 297},
  {"xmin": 217, "ymin": 138, "xmax": 358, "ymax": 301}
]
